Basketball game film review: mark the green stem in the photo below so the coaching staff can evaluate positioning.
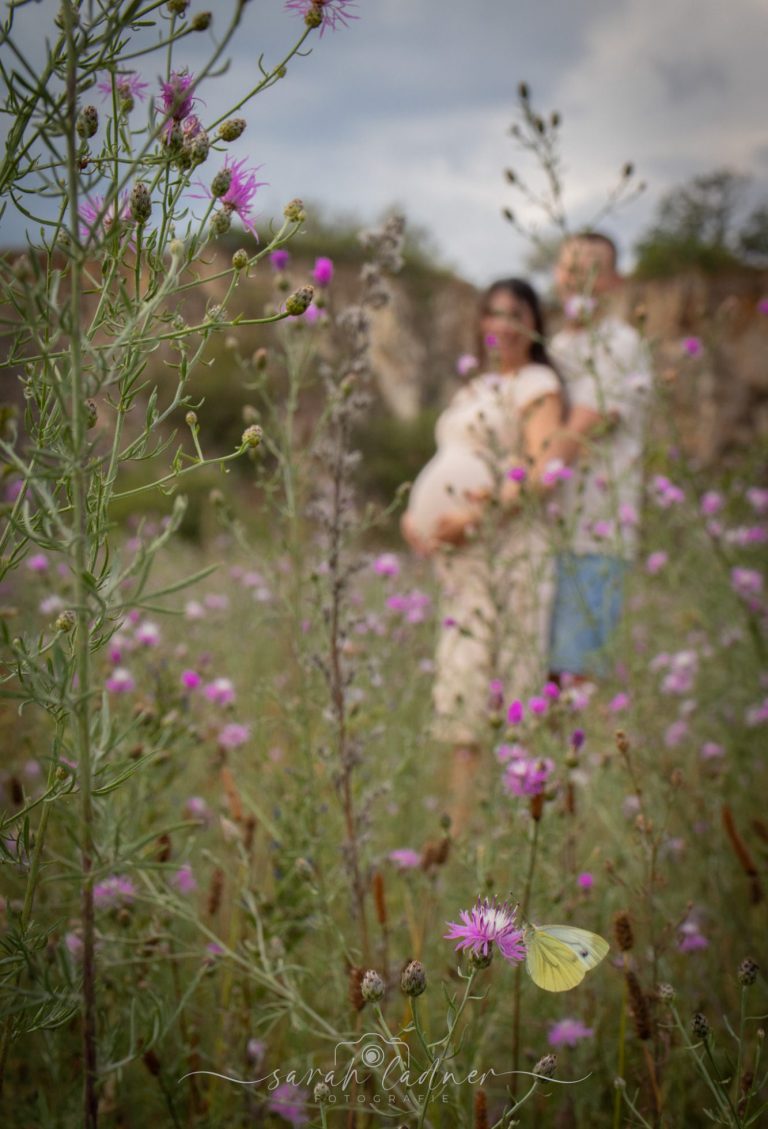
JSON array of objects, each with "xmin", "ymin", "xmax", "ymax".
[{"xmin": 512, "ymin": 816, "xmax": 541, "ymax": 1091}]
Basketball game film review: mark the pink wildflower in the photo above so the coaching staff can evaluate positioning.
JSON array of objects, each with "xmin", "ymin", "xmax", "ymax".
[
  {"xmin": 267, "ymin": 1082, "xmax": 310, "ymax": 1126},
  {"xmin": 388, "ymin": 848, "xmax": 422, "ymax": 869},
  {"xmin": 543, "ymin": 681, "xmax": 560, "ymax": 700},
  {"xmin": 507, "ymin": 699, "xmax": 524, "ymax": 725},
  {"xmin": 502, "ymin": 752, "xmax": 554, "ymax": 798},
  {"xmin": 507, "ymin": 466, "xmax": 528, "ymax": 483},
  {"xmin": 247, "ymin": 1038, "xmax": 267, "ymax": 1066},
  {"xmin": 184, "ymin": 796, "xmax": 211, "ymax": 822},
  {"xmin": 607, "ymin": 692, "xmax": 630, "ymax": 713},
  {"xmin": 528, "ymin": 695, "xmax": 548, "ymax": 715},
  {"xmin": 563, "ymin": 294, "xmax": 597, "ymax": 321},
  {"xmin": 97, "ymin": 72, "xmax": 149, "ymax": 106},
  {"xmin": 731, "ymin": 567, "xmax": 763, "ymax": 601},
  {"xmin": 677, "ymin": 922, "xmax": 709, "ymax": 953},
  {"xmin": 285, "ymin": 0, "xmax": 358, "ymax": 37},
  {"xmin": 172, "ymin": 864, "xmax": 197, "ymax": 895},
  {"xmin": 548, "ymin": 1017, "xmax": 594, "ymax": 1047},
  {"xmin": 372, "ymin": 553, "xmax": 400, "ymax": 578},
  {"xmin": 158, "ymin": 69, "xmax": 198, "ymax": 137},
  {"xmin": 746, "ymin": 487, "xmax": 768, "ymax": 515},
  {"xmin": 312, "ymin": 256, "xmax": 334, "ymax": 286},
  {"xmin": 445, "ymin": 897, "xmax": 526, "ymax": 962},
  {"xmin": 78, "ymin": 193, "xmax": 133, "ymax": 245},
  {"xmin": 484, "ymin": 333, "xmax": 498, "ymax": 349},
  {"xmin": 577, "ymin": 872, "xmax": 594, "ymax": 890},
  {"xmin": 269, "ymin": 249, "xmax": 290, "ymax": 270},
  {"xmin": 456, "ymin": 353, "xmax": 479, "ymax": 377},
  {"xmin": 619, "ymin": 502, "xmax": 638, "ymax": 527},
  {"xmin": 181, "ymin": 670, "xmax": 201, "ymax": 690},
  {"xmin": 200, "ymin": 157, "xmax": 266, "ymax": 235},
  {"xmin": 106, "ymin": 667, "xmax": 136, "ymax": 694},
  {"xmin": 700, "ymin": 491, "xmax": 723, "ymax": 516},
  {"xmin": 682, "ymin": 336, "xmax": 702, "ymax": 357},
  {"xmin": 664, "ymin": 719, "xmax": 688, "ymax": 748},
  {"xmin": 746, "ymin": 698, "xmax": 768, "ymax": 726},
  {"xmin": 700, "ymin": 741, "xmax": 725, "ymax": 760},
  {"xmin": 94, "ymin": 875, "xmax": 135, "ymax": 908},
  {"xmin": 645, "ymin": 550, "xmax": 668, "ymax": 575},
  {"xmin": 218, "ymin": 722, "xmax": 250, "ymax": 749},
  {"xmin": 135, "ymin": 621, "xmax": 160, "ymax": 646},
  {"xmin": 541, "ymin": 459, "xmax": 574, "ymax": 486},
  {"xmin": 27, "ymin": 553, "xmax": 49, "ymax": 572},
  {"xmin": 204, "ymin": 677, "xmax": 236, "ymax": 706},
  {"xmin": 488, "ymin": 679, "xmax": 505, "ymax": 713}
]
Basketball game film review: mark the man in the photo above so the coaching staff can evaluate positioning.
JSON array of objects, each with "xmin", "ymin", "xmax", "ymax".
[{"xmin": 546, "ymin": 232, "xmax": 652, "ymax": 680}]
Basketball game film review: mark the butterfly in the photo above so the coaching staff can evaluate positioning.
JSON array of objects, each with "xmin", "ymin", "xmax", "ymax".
[{"xmin": 523, "ymin": 921, "xmax": 610, "ymax": 993}]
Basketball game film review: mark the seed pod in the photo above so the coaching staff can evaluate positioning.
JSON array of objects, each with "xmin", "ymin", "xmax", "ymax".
[
  {"xmin": 211, "ymin": 168, "xmax": 233, "ymax": 199},
  {"xmin": 191, "ymin": 11, "xmax": 211, "ymax": 30},
  {"xmin": 129, "ymin": 182, "xmax": 152, "ymax": 225},
  {"xmin": 76, "ymin": 105, "xmax": 99, "ymax": 140},
  {"xmin": 360, "ymin": 969, "xmax": 385, "ymax": 1003},
  {"xmin": 218, "ymin": 118, "xmax": 246, "ymax": 142},
  {"xmin": 400, "ymin": 959, "xmax": 427, "ymax": 997},
  {"xmin": 284, "ymin": 285, "xmax": 314, "ymax": 316}
]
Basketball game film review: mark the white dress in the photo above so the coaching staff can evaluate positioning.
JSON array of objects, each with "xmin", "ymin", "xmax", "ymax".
[{"xmin": 406, "ymin": 364, "xmax": 561, "ymax": 744}]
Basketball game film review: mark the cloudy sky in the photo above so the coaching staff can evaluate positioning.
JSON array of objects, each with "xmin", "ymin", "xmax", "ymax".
[{"xmin": 2, "ymin": 0, "xmax": 767, "ymax": 284}]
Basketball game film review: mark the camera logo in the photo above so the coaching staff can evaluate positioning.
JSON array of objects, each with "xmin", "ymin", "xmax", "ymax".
[{"xmin": 333, "ymin": 1032, "xmax": 410, "ymax": 1077}]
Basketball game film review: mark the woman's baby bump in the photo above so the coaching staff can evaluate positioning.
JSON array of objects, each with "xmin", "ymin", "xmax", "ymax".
[{"xmin": 405, "ymin": 445, "xmax": 494, "ymax": 542}]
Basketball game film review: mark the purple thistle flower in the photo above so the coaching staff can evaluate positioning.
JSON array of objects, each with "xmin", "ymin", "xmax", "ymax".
[
  {"xmin": 97, "ymin": 72, "xmax": 149, "ymax": 106},
  {"xmin": 204, "ymin": 677, "xmax": 236, "ymax": 706},
  {"xmin": 507, "ymin": 699, "xmax": 524, "ymax": 725},
  {"xmin": 217, "ymin": 722, "xmax": 250, "ymax": 750},
  {"xmin": 577, "ymin": 872, "xmax": 594, "ymax": 889},
  {"xmin": 94, "ymin": 874, "xmax": 135, "ymax": 908},
  {"xmin": 106, "ymin": 667, "xmax": 136, "ymax": 694},
  {"xmin": 502, "ymin": 752, "xmax": 554, "ymax": 798},
  {"xmin": 388, "ymin": 848, "xmax": 422, "ymax": 869},
  {"xmin": 312, "ymin": 256, "xmax": 334, "ymax": 286},
  {"xmin": 27, "ymin": 553, "xmax": 49, "ymax": 572},
  {"xmin": 507, "ymin": 465, "xmax": 528, "ymax": 483},
  {"xmin": 372, "ymin": 552, "xmax": 400, "ymax": 578},
  {"xmin": 456, "ymin": 353, "xmax": 479, "ymax": 377},
  {"xmin": 172, "ymin": 864, "xmax": 197, "ymax": 895},
  {"xmin": 682, "ymin": 336, "xmax": 702, "ymax": 357},
  {"xmin": 158, "ymin": 69, "xmax": 198, "ymax": 136},
  {"xmin": 548, "ymin": 1018, "xmax": 594, "ymax": 1047},
  {"xmin": 285, "ymin": 0, "xmax": 358, "ymax": 37},
  {"xmin": 266, "ymin": 1082, "xmax": 310, "ymax": 1126},
  {"xmin": 198, "ymin": 157, "xmax": 266, "ymax": 235},
  {"xmin": 270, "ymin": 249, "xmax": 290, "ymax": 270},
  {"xmin": 181, "ymin": 669, "xmax": 201, "ymax": 690},
  {"xmin": 78, "ymin": 193, "xmax": 132, "ymax": 245},
  {"xmin": 445, "ymin": 897, "xmax": 526, "ymax": 963},
  {"xmin": 571, "ymin": 728, "xmax": 586, "ymax": 750}
]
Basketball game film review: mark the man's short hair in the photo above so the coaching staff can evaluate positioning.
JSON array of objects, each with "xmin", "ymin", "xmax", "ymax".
[{"xmin": 563, "ymin": 231, "xmax": 618, "ymax": 270}]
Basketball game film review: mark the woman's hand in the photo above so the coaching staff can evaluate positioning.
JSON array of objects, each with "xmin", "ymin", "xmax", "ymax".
[
  {"xmin": 432, "ymin": 509, "xmax": 478, "ymax": 548},
  {"xmin": 400, "ymin": 511, "xmax": 433, "ymax": 557}
]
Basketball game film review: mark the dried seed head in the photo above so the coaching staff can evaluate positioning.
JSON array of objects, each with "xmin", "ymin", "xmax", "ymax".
[
  {"xmin": 218, "ymin": 118, "xmax": 246, "ymax": 142},
  {"xmin": 314, "ymin": 1081, "xmax": 331, "ymax": 1104},
  {"xmin": 691, "ymin": 1012, "xmax": 711, "ymax": 1040},
  {"xmin": 191, "ymin": 11, "xmax": 211, "ymax": 30},
  {"xmin": 400, "ymin": 959, "xmax": 427, "ymax": 997},
  {"xmin": 360, "ymin": 969, "xmax": 386, "ymax": 1004},
  {"xmin": 210, "ymin": 210, "xmax": 232, "ymax": 237},
  {"xmin": 738, "ymin": 958, "xmax": 759, "ymax": 987},
  {"xmin": 626, "ymin": 971, "xmax": 652, "ymax": 1040},
  {"xmin": 657, "ymin": 982, "xmax": 675, "ymax": 1003},
  {"xmin": 613, "ymin": 910, "xmax": 634, "ymax": 952}
]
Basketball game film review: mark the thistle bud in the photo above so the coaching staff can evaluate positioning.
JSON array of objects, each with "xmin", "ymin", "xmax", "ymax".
[
  {"xmin": 504, "ymin": 169, "xmax": 516, "ymax": 184},
  {"xmin": 129, "ymin": 182, "xmax": 152, "ymax": 225},
  {"xmin": 502, "ymin": 207, "xmax": 515, "ymax": 224},
  {"xmin": 550, "ymin": 111, "xmax": 561, "ymax": 128},
  {"xmin": 657, "ymin": 982, "xmax": 675, "ymax": 1002},
  {"xmin": 284, "ymin": 285, "xmax": 314, "ymax": 317},
  {"xmin": 691, "ymin": 1012, "xmax": 710, "ymax": 1040},
  {"xmin": 314, "ymin": 1082, "xmax": 330, "ymax": 1104},
  {"xmin": 210, "ymin": 210, "xmax": 232, "ymax": 237},
  {"xmin": 167, "ymin": 0, "xmax": 190, "ymax": 13},
  {"xmin": 518, "ymin": 82, "xmax": 529, "ymax": 101},
  {"xmin": 400, "ymin": 959, "xmax": 426, "ymax": 997},
  {"xmin": 623, "ymin": 162, "xmax": 634, "ymax": 178},
  {"xmin": 533, "ymin": 1054, "xmax": 557, "ymax": 1079},
  {"xmin": 55, "ymin": 609, "xmax": 76, "ymax": 633},
  {"xmin": 211, "ymin": 168, "xmax": 233, "ymax": 198},
  {"xmin": 360, "ymin": 969, "xmax": 386, "ymax": 1003},
  {"xmin": 185, "ymin": 130, "xmax": 210, "ymax": 167},
  {"xmin": 252, "ymin": 348, "xmax": 268, "ymax": 370},
  {"xmin": 85, "ymin": 399, "xmax": 97, "ymax": 428},
  {"xmin": 232, "ymin": 249, "xmax": 249, "ymax": 271},
  {"xmin": 191, "ymin": 11, "xmax": 211, "ymax": 30},
  {"xmin": 76, "ymin": 105, "xmax": 99, "ymax": 140},
  {"xmin": 185, "ymin": 411, "xmax": 198, "ymax": 428},
  {"xmin": 467, "ymin": 947, "xmax": 493, "ymax": 972},
  {"xmin": 241, "ymin": 425, "xmax": 262, "ymax": 449},
  {"xmin": 283, "ymin": 198, "xmax": 306, "ymax": 223},
  {"xmin": 304, "ymin": 3, "xmax": 323, "ymax": 29},
  {"xmin": 218, "ymin": 118, "xmax": 247, "ymax": 142},
  {"xmin": 738, "ymin": 958, "xmax": 759, "ymax": 987},
  {"xmin": 169, "ymin": 238, "xmax": 185, "ymax": 258}
]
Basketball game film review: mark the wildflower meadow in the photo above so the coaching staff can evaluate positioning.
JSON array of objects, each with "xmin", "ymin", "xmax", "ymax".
[{"xmin": 0, "ymin": 3, "xmax": 766, "ymax": 1128}]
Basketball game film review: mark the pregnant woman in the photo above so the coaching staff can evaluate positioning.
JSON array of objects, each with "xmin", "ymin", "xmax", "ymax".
[{"xmin": 401, "ymin": 279, "xmax": 564, "ymax": 830}]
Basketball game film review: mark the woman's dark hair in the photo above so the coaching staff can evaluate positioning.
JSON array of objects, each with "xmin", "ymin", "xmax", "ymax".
[{"xmin": 477, "ymin": 277, "xmax": 566, "ymax": 410}]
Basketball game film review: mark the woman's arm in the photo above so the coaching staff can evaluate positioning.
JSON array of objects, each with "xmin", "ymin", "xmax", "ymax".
[{"xmin": 520, "ymin": 392, "xmax": 565, "ymax": 490}]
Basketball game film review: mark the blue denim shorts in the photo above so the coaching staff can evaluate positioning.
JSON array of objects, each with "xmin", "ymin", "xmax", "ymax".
[{"xmin": 549, "ymin": 552, "xmax": 628, "ymax": 677}]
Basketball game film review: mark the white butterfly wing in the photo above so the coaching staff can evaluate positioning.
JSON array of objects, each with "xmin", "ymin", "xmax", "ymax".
[{"xmin": 535, "ymin": 925, "xmax": 610, "ymax": 970}]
